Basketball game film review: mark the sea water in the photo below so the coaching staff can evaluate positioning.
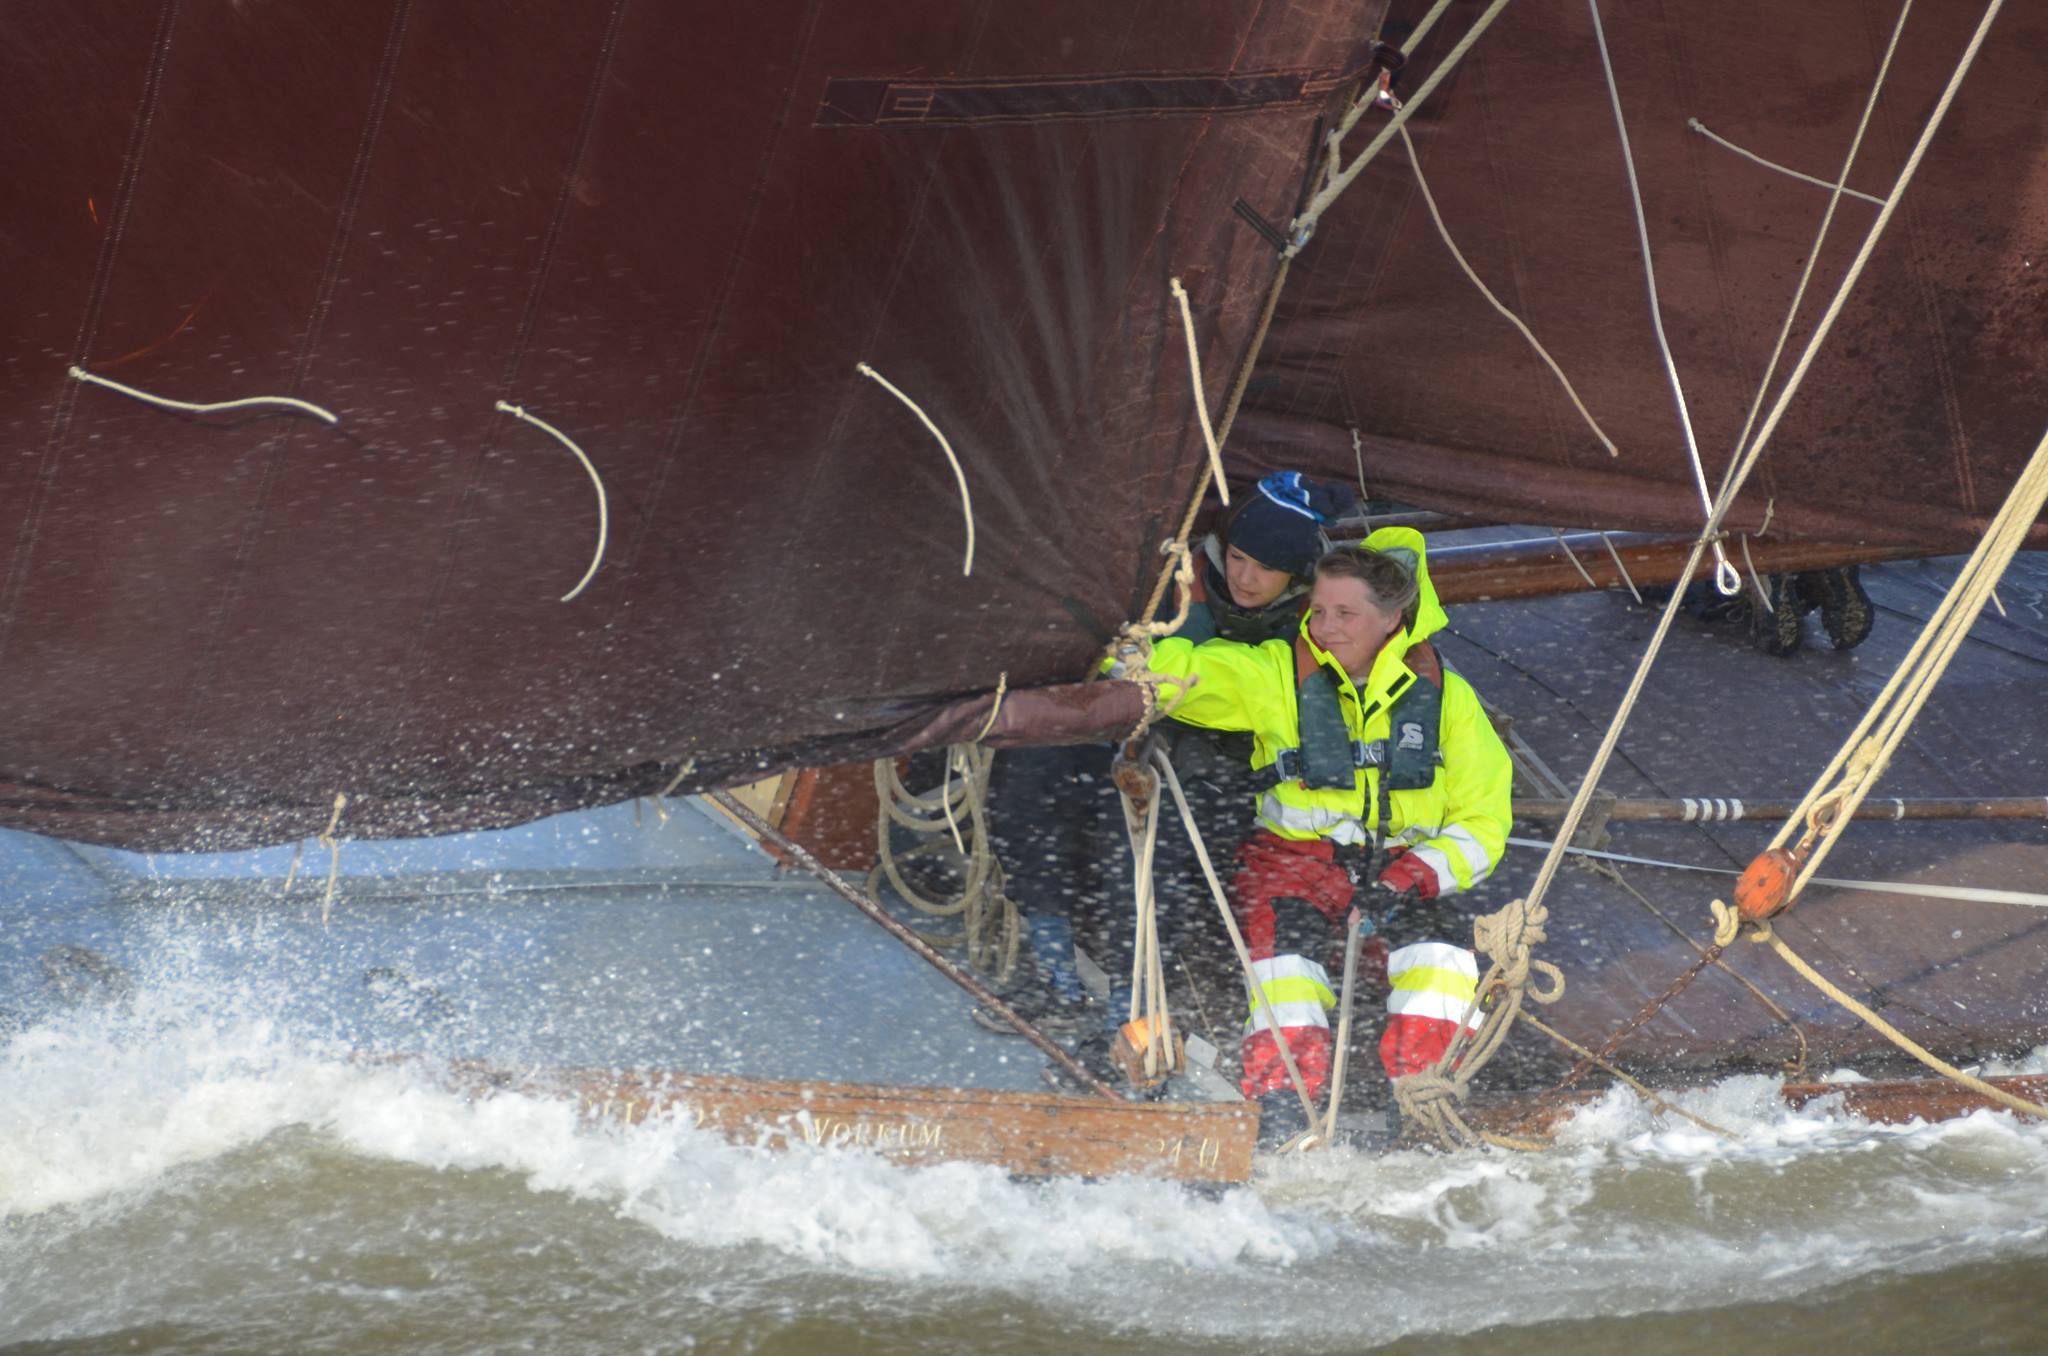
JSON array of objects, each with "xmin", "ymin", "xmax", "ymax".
[{"xmin": 4, "ymin": 912, "xmax": 2047, "ymax": 1356}]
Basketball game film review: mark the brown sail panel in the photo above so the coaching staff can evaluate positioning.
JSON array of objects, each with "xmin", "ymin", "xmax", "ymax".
[{"xmin": 0, "ymin": 3, "xmax": 1367, "ymax": 847}]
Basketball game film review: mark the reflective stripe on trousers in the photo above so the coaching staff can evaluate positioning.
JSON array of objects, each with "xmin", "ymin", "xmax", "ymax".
[
  {"xmin": 1243, "ymin": 953, "xmax": 1335, "ymax": 1035},
  {"xmin": 1386, "ymin": 940, "xmax": 1481, "ymax": 1031}
]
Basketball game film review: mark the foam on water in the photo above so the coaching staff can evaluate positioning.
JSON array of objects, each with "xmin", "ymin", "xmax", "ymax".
[
  {"xmin": 5, "ymin": 954, "xmax": 2048, "ymax": 1351},
  {"xmin": 0, "ymin": 962, "xmax": 1321, "ymax": 1286}
]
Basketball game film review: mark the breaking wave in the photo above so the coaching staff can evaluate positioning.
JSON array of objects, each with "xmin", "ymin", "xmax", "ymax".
[{"xmin": 4, "ymin": 950, "xmax": 2046, "ymax": 1352}]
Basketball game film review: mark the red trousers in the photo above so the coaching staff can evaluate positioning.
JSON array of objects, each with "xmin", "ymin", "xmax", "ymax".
[
  {"xmin": 1229, "ymin": 831, "xmax": 1466, "ymax": 1099},
  {"xmin": 1229, "ymin": 832, "xmax": 1351, "ymax": 1100}
]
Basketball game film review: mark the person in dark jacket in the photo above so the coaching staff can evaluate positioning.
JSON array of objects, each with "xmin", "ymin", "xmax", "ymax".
[
  {"xmin": 1104, "ymin": 474, "xmax": 1358, "ymax": 1054},
  {"xmin": 976, "ymin": 475, "xmax": 1355, "ymax": 1056},
  {"xmin": 1173, "ymin": 472, "xmax": 1357, "ymax": 647}
]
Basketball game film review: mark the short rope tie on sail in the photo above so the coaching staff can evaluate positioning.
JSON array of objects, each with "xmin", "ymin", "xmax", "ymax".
[
  {"xmin": 856, "ymin": 363, "xmax": 976, "ymax": 577},
  {"xmin": 68, "ymin": 365, "xmax": 339, "ymax": 425},
  {"xmin": 1686, "ymin": 118, "xmax": 1888, "ymax": 206},
  {"xmin": 494, "ymin": 401, "xmax": 610, "ymax": 603},
  {"xmin": 1168, "ymin": 277, "xmax": 1230, "ymax": 506},
  {"xmin": 1596, "ymin": 532, "xmax": 1644, "ymax": 604},
  {"xmin": 317, "ymin": 792, "xmax": 349, "ymax": 927},
  {"xmin": 1113, "ymin": 228, "xmax": 1293, "ymax": 667},
  {"xmin": 1553, "ymin": 529, "xmax": 1604, "ymax": 594},
  {"xmin": 970, "ymin": 671, "xmax": 1009, "ymax": 743},
  {"xmin": 1401, "ymin": 126, "xmax": 1618, "ymax": 457}
]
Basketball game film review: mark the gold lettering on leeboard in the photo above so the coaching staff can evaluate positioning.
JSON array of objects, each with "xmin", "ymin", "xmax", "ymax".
[
  {"xmin": 797, "ymin": 1117, "xmax": 945, "ymax": 1149},
  {"xmin": 1152, "ymin": 1136, "xmax": 1186, "ymax": 1164},
  {"xmin": 1150, "ymin": 1136, "xmax": 1223, "ymax": 1169}
]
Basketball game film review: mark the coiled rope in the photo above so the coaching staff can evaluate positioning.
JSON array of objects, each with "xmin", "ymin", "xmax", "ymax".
[
  {"xmin": 869, "ymin": 747, "xmax": 1021, "ymax": 982},
  {"xmin": 1392, "ymin": 895, "xmax": 1567, "ymax": 1151}
]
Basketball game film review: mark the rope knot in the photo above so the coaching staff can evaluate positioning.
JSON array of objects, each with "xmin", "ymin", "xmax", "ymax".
[
  {"xmin": 1472, "ymin": 897, "xmax": 1548, "ymax": 988},
  {"xmin": 1710, "ymin": 898, "xmax": 1772, "ymax": 946},
  {"xmin": 1392, "ymin": 1070, "xmax": 1464, "ymax": 1116}
]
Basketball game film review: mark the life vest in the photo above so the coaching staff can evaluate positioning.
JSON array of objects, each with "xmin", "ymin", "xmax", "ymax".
[{"xmin": 1263, "ymin": 633, "xmax": 1444, "ymax": 796}]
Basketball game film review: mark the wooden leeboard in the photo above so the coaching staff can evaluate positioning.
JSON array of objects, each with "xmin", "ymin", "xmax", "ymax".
[
  {"xmin": 1780, "ymin": 1072, "xmax": 2048, "ymax": 1124},
  {"xmin": 443, "ymin": 1063, "xmax": 1259, "ymax": 1183},
  {"xmin": 1463, "ymin": 1072, "xmax": 2048, "ymax": 1142}
]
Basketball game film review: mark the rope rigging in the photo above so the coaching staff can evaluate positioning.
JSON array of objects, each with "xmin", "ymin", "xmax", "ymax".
[
  {"xmin": 1092, "ymin": 0, "xmax": 2029, "ymax": 1152},
  {"xmin": 1706, "ymin": 419, "xmax": 2048, "ymax": 1120},
  {"xmin": 1586, "ymin": 0, "xmax": 1739, "ymax": 595},
  {"xmin": 1378, "ymin": 0, "xmax": 2023, "ymax": 1150}
]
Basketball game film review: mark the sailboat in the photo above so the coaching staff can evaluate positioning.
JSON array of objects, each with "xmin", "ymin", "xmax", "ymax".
[{"xmin": 4, "ymin": 1, "xmax": 2044, "ymax": 1178}]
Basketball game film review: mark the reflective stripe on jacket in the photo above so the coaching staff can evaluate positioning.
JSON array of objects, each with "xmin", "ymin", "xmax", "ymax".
[{"xmin": 1140, "ymin": 526, "xmax": 1512, "ymax": 895}]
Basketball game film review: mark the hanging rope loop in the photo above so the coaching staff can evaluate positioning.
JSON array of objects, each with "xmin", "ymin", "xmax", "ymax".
[
  {"xmin": 869, "ymin": 746, "xmax": 1021, "ymax": 981},
  {"xmin": 1392, "ymin": 895, "xmax": 1566, "ymax": 1151}
]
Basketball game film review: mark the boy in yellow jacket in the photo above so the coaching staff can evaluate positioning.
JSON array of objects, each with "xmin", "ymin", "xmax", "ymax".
[{"xmin": 1135, "ymin": 528, "xmax": 1512, "ymax": 1116}]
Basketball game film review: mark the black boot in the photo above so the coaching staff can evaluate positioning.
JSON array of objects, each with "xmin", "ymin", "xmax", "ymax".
[
  {"xmin": 1747, "ymin": 573, "xmax": 1809, "ymax": 656},
  {"xmin": 1808, "ymin": 564, "xmax": 1875, "ymax": 650}
]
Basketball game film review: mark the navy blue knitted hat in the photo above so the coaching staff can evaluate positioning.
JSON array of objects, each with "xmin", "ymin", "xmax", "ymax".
[{"xmin": 1225, "ymin": 472, "xmax": 1357, "ymax": 576}]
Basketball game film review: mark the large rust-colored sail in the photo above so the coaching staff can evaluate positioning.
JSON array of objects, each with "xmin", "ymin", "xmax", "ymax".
[
  {"xmin": 4, "ymin": 2, "xmax": 2045, "ymax": 849},
  {"xmin": 0, "ymin": 3, "xmax": 1368, "ymax": 846},
  {"xmin": 1235, "ymin": 0, "xmax": 2048, "ymax": 548}
]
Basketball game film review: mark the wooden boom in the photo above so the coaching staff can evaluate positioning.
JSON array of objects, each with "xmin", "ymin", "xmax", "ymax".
[{"xmin": 1514, "ymin": 794, "xmax": 2048, "ymax": 824}]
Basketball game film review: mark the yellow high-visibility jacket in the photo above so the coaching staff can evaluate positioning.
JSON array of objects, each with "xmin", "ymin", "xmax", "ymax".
[{"xmin": 1142, "ymin": 527, "xmax": 1511, "ymax": 894}]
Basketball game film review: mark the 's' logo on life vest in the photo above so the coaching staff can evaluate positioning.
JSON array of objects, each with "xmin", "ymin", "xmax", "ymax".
[{"xmin": 1398, "ymin": 721, "xmax": 1426, "ymax": 751}]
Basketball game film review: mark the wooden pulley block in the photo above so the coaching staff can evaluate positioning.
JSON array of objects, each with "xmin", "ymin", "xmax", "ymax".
[
  {"xmin": 1734, "ymin": 846, "xmax": 1803, "ymax": 922},
  {"xmin": 1111, "ymin": 1016, "xmax": 1184, "ymax": 1089}
]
